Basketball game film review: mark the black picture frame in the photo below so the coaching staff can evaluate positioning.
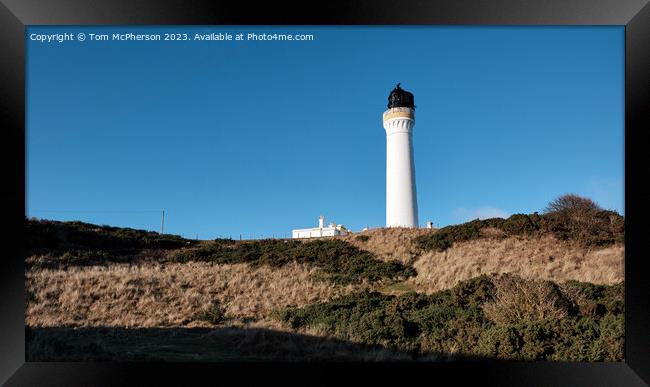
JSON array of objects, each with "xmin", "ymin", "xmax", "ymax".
[{"xmin": 1, "ymin": 0, "xmax": 649, "ymax": 385}]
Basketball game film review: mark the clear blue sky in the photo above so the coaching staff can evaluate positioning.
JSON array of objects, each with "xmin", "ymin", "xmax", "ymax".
[{"xmin": 26, "ymin": 26, "xmax": 624, "ymax": 239}]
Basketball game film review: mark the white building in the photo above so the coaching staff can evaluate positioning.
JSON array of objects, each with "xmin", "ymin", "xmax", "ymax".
[
  {"xmin": 292, "ymin": 216, "xmax": 349, "ymax": 239},
  {"xmin": 384, "ymin": 83, "xmax": 419, "ymax": 228}
]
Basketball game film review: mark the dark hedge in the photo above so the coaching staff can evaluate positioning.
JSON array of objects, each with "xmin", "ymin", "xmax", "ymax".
[
  {"xmin": 273, "ymin": 275, "xmax": 624, "ymax": 361},
  {"xmin": 26, "ymin": 218, "xmax": 194, "ymax": 252},
  {"xmin": 169, "ymin": 238, "xmax": 416, "ymax": 285},
  {"xmin": 414, "ymin": 210, "xmax": 624, "ymax": 252}
]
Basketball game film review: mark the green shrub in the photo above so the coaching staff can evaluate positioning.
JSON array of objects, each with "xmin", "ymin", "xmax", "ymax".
[
  {"xmin": 355, "ymin": 235, "xmax": 371, "ymax": 242},
  {"xmin": 451, "ymin": 274, "xmax": 495, "ymax": 308},
  {"xmin": 274, "ymin": 280, "xmax": 490, "ymax": 356},
  {"xmin": 26, "ymin": 218, "xmax": 195, "ymax": 253},
  {"xmin": 170, "ymin": 238, "xmax": 415, "ymax": 285},
  {"xmin": 598, "ymin": 314, "xmax": 625, "ymax": 361},
  {"xmin": 560, "ymin": 280, "xmax": 624, "ymax": 317},
  {"xmin": 26, "ymin": 218, "xmax": 195, "ymax": 268},
  {"xmin": 412, "ymin": 215, "xmax": 536, "ymax": 252},
  {"xmin": 274, "ymin": 274, "xmax": 624, "ymax": 361},
  {"xmin": 541, "ymin": 194, "xmax": 624, "ymax": 247},
  {"xmin": 413, "ymin": 220, "xmax": 482, "ymax": 252},
  {"xmin": 413, "ymin": 207, "xmax": 623, "ymax": 252},
  {"xmin": 517, "ymin": 319, "xmax": 559, "ymax": 360},
  {"xmin": 477, "ymin": 325, "xmax": 523, "ymax": 359},
  {"xmin": 479, "ymin": 317, "xmax": 606, "ymax": 361},
  {"xmin": 272, "ymin": 291, "xmax": 420, "ymax": 349},
  {"xmin": 479, "ymin": 217, "xmax": 508, "ymax": 229},
  {"xmin": 501, "ymin": 214, "xmax": 540, "ymax": 235},
  {"xmin": 193, "ymin": 301, "xmax": 226, "ymax": 325}
]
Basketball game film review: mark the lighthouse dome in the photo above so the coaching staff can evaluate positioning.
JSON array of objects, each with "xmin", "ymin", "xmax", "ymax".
[{"xmin": 387, "ymin": 83, "xmax": 415, "ymax": 109}]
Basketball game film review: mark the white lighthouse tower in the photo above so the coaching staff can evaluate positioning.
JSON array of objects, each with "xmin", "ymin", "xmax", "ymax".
[{"xmin": 383, "ymin": 83, "xmax": 419, "ymax": 228}]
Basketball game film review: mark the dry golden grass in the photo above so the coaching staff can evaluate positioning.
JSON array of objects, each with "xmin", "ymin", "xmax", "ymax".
[
  {"xmin": 26, "ymin": 261, "xmax": 361, "ymax": 328},
  {"xmin": 26, "ymin": 230, "xmax": 624, "ymax": 331},
  {"xmin": 407, "ymin": 235, "xmax": 624, "ymax": 294},
  {"xmin": 343, "ymin": 227, "xmax": 435, "ymax": 264}
]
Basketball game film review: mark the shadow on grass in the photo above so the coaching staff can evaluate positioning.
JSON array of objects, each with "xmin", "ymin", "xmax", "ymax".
[{"xmin": 25, "ymin": 325, "xmax": 502, "ymax": 362}]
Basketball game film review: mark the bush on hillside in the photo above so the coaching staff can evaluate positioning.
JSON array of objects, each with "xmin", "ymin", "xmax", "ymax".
[
  {"xmin": 169, "ymin": 238, "xmax": 416, "ymax": 285},
  {"xmin": 559, "ymin": 280, "xmax": 624, "ymax": 317},
  {"xmin": 545, "ymin": 194, "xmax": 602, "ymax": 214},
  {"xmin": 26, "ymin": 218, "xmax": 194, "ymax": 252},
  {"xmin": 273, "ymin": 274, "xmax": 624, "ymax": 361},
  {"xmin": 414, "ymin": 195, "xmax": 623, "ymax": 252},
  {"xmin": 193, "ymin": 301, "xmax": 227, "ymax": 325},
  {"xmin": 536, "ymin": 195, "xmax": 622, "ymax": 247},
  {"xmin": 540, "ymin": 209, "xmax": 624, "ymax": 247},
  {"xmin": 412, "ymin": 220, "xmax": 483, "ymax": 252},
  {"xmin": 501, "ymin": 213, "xmax": 540, "ymax": 235},
  {"xmin": 482, "ymin": 274, "xmax": 573, "ymax": 325}
]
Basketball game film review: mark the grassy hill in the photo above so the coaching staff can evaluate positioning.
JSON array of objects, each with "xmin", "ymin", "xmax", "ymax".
[{"xmin": 24, "ymin": 196, "xmax": 625, "ymax": 361}]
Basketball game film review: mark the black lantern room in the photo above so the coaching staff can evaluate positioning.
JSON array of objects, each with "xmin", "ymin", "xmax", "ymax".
[{"xmin": 387, "ymin": 83, "xmax": 415, "ymax": 109}]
